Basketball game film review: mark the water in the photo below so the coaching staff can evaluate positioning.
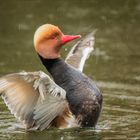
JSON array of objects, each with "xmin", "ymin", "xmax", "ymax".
[{"xmin": 0, "ymin": 0, "xmax": 140, "ymax": 139}]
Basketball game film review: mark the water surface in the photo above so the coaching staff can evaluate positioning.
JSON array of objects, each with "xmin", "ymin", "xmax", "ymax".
[{"xmin": 0, "ymin": 0, "xmax": 140, "ymax": 139}]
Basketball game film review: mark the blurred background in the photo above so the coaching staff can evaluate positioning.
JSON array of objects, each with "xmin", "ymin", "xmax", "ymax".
[{"xmin": 0, "ymin": 0, "xmax": 140, "ymax": 139}]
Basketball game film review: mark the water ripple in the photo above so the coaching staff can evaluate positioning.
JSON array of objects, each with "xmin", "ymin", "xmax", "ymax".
[{"xmin": 97, "ymin": 81, "xmax": 140, "ymax": 92}]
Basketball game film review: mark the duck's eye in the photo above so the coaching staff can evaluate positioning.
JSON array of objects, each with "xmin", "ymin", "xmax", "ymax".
[
  {"xmin": 51, "ymin": 32, "xmax": 59, "ymax": 39},
  {"xmin": 51, "ymin": 35, "xmax": 56, "ymax": 39}
]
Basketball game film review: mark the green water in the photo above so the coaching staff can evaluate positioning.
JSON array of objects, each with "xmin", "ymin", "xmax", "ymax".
[{"xmin": 0, "ymin": 0, "xmax": 140, "ymax": 139}]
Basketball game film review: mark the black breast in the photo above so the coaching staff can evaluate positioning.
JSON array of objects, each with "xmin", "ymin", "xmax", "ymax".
[{"xmin": 39, "ymin": 56, "xmax": 103, "ymax": 127}]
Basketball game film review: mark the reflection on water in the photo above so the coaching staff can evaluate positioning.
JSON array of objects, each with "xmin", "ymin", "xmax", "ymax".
[{"xmin": 0, "ymin": 0, "xmax": 140, "ymax": 139}]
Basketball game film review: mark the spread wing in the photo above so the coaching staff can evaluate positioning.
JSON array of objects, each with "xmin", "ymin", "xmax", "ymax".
[
  {"xmin": 0, "ymin": 71, "xmax": 68, "ymax": 130},
  {"xmin": 65, "ymin": 31, "xmax": 96, "ymax": 72}
]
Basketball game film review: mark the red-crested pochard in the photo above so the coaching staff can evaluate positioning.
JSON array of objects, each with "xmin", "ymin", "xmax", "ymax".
[{"xmin": 0, "ymin": 24, "xmax": 102, "ymax": 131}]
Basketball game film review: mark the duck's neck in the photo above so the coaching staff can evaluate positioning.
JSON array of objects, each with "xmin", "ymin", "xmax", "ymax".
[
  {"xmin": 39, "ymin": 55, "xmax": 60, "ymax": 72},
  {"xmin": 38, "ymin": 54, "xmax": 70, "ymax": 83}
]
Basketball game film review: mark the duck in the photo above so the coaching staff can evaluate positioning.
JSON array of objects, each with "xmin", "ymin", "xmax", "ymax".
[{"xmin": 0, "ymin": 24, "xmax": 103, "ymax": 131}]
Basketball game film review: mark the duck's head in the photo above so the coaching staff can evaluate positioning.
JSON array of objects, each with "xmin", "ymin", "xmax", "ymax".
[{"xmin": 34, "ymin": 24, "xmax": 81, "ymax": 59}]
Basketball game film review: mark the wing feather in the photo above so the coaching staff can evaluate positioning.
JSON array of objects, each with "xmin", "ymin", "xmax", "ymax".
[
  {"xmin": 0, "ymin": 71, "xmax": 68, "ymax": 130},
  {"xmin": 65, "ymin": 31, "xmax": 96, "ymax": 72}
]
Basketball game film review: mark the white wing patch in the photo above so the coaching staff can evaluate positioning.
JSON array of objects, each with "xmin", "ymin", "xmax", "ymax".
[{"xmin": 79, "ymin": 47, "xmax": 94, "ymax": 72}]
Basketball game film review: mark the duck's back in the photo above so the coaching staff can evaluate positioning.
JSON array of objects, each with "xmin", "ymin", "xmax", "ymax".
[{"xmin": 40, "ymin": 57, "xmax": 103, "ymax": 127}]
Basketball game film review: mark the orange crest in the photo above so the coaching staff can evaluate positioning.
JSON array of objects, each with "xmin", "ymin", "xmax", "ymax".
[{"xmin": 34, "ymin": 24, "xmax": 62, "ymax": 49}]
